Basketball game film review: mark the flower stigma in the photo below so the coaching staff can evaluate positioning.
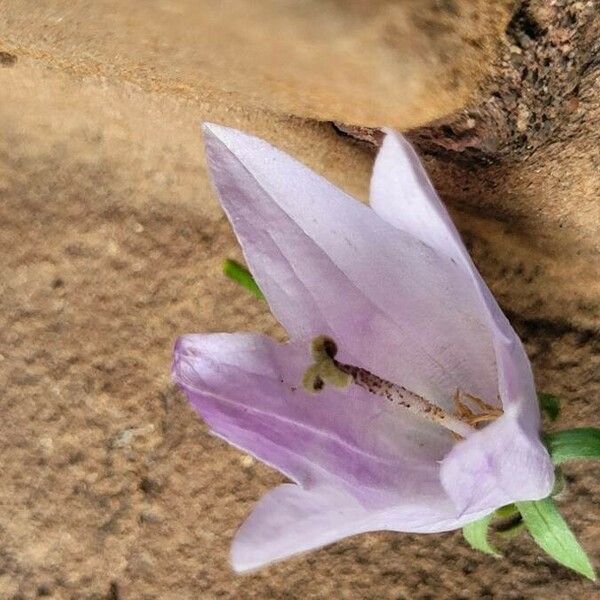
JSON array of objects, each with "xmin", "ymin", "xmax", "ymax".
[{"xmin": 302, "ymin": 336, "xmax": 503, "ymax": 440}]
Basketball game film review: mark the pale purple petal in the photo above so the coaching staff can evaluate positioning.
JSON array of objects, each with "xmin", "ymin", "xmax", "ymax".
[
  {"xmin": 440, "ymin": 412, "xmax": 555, "ymax": 514},
  {"xmin": 173, "ymin": 125, "xmax": 557, "ymax": 570},
  {"xmin": 231, "ymin": 485, "xmax": 377, "ymax": 572},
  {"xmin": 370, "ymin": 129, "xmax": 469, "ymax": 268},
  {"xmin": 370, "ymin": 130, "xmax": 545, "ymax": 421},
  {"xmin": 369, "ymin": 130, "xmax": 553, "ymax": 505},
  {"xmin": 173, "ymin": 332, "xmax": 452, "ymax": 502},
  {"xmin": 203, "ymin": 123, "xmax": 497, "ymax": 414},
  {"xmin": 232, "ymin": 483, "xmax": 494, "ymax": 572},
  {"xmin": 173, "ymin": 332, "xmax": 521, "ymax": 570}
]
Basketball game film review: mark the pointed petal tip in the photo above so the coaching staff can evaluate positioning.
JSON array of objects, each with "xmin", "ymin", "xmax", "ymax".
[
  {"xmin": 202, "ymin": 121, "xmax": 254, "ymax": 146},
  {"xmin": 201, "ymin": 122, "xmax": 268, "ymax": 170},
  {"xmin": 172, "ymin": 333, "xmax": 195, "ymax": 360},
  {"xmin": 170, "ymin": 335, "xmax": 189, "ymax": 382},
  {"xmin": 201, "ymin": 121, "xmax": 232, "ymax": 145},
  {"xmin": 230, "ymin": 540, "xmax": 261, "ymax": 575},
  {"xmin": 380, "ymin": 126, "xmax": 399, "ymax": 139},
  {"xmin": 379, "ymin": 127, "xmax": 421, "ymax": 158},
  {"xmin": 230, "ymin": 540, "xmax": 288, "ymax": 575},
  {"xmin": 171, "ymin": 333, "xmax": 211, "ymax": 386},
  {"xmin": 202, "ymin": 121, "xmax": 225, "ymax": 135}
]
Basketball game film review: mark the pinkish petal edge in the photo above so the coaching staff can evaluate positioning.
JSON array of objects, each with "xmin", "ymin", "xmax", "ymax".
[
  {"xmin": 369, "ymin": 129, "xmax": 554, "ymax": 509},
  {"xmin": 202, "ymin": 123, "xmax": 498, "ymax": 412},
  {"xmin": 231, "ymin": 483, "xmax": 493, "ymax": 573}
]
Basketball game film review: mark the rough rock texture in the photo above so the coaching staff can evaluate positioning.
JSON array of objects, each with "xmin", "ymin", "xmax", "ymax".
[
  {"xmin": 0, "ymin": 0, "xmax": 598, "ymax": 599},
  {"xmin": 337, "ymin": 0, "xmax": 600, "ymax": 329},
  {"xmin": 1, "ymin": 0, "xmax": 514, "ymax": 128}
]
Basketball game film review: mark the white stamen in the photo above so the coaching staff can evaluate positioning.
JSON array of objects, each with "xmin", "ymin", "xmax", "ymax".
[
  {"xmin": 304, "ymin": 335, "xmax": 478, "ymax": 439},
  {"xmin": 333, "ymin": 360, "xmax": 476, "ymax": 439}
]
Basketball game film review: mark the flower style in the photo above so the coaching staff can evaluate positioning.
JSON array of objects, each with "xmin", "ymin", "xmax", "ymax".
[{"xmin": 172, "ymin": 123, "xmax": 554, "ymax": 572}]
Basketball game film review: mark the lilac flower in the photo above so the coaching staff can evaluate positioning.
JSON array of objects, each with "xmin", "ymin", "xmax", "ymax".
[{"xmin": 172, "ymin": 124, "xmax": 554, "ymax": 572}]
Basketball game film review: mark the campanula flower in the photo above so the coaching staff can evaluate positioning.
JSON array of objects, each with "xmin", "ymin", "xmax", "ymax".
[{"xmin": 172, "ymin": 124, "xmax": 554, "ymax": 572}]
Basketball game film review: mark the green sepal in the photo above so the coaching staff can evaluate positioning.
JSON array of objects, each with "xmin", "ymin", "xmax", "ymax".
[
  {"xmin": 538, "ymin": 392, "xmax": 560, "ymax": 421},
  {"xmin": 516, "ymin": 497, "xmax": 596, "ymax": 581},
  {"xmin": 550, "ymin": 468, "xmax": 565, "ymax": 497},
  {"xmin": 494, "ymin": 504, "xmax": 519, "ymax": 519},
  {"xmin": 493, "ymin": 504, "xmax": 524, "ymax": 539},
  {"xmin": 462, "ymin": 513, "xmax": 501, "ymax": 558},
  {"xmin": 544, "ymin": 428, "xmax": 600, "ymax": 465},
  {"xmin": 496, "ymin": 520, "xmax": 525, "ymax": 539},
  {"xmin": 222, "ymin": 259, "xmax": 265, "ymax": 299}
]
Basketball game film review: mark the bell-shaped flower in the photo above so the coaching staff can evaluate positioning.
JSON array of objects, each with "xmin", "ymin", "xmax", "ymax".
[{"xmin": 172, "ymin": 124, "xmax": 554, "ymax": 573}]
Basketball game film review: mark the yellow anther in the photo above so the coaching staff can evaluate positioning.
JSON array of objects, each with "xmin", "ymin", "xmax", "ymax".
[{"xmin": 302, "ymin": 336, "xmax": 351, "ymax": 393}]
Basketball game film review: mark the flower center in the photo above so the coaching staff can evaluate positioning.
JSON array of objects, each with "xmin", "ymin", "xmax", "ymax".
[{"xmin": 302, "ymin": 336, "xmax": 502, "ymax": 439}]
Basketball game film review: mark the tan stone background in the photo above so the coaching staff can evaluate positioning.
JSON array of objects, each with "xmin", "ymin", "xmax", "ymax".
[{"xmin": 0, "ymin": 1, "xmax": 598, "ymax": 598}]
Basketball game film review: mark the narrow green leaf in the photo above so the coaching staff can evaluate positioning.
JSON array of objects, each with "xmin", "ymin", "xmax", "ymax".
[
  {"xmin": 544, "ymin": 428, "xmax": 600, "ymax": 465},
  {"xmin": 223, "ymin": 259, "xmax": 265, "ymax": 300},
  {"xmin": 538, "ymin": 392, "xmax": 560, "ymax": 421},
  {"xmin": 516, "ymin": 497, "xmax": 596, "ymax": 581},
  {"xmin": 463, "ymin": 513, "xmax": 501, "ymax": 557}
]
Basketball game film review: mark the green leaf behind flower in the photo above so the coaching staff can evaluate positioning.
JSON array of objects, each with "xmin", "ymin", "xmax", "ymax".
[
  {"xmin": 544, "ymin": 428, "xmax": 600, "ymax": 465},
  {"xmin": 538, "ymin": 392, "xmax": 560, "ymax": 421},
  {"xmin": 223, "ymin": 259, "xmax": 265, "ymax": 299},
  {"xmin": 516, "ymin": 497, "xmax": 596, "ymax": 581}
]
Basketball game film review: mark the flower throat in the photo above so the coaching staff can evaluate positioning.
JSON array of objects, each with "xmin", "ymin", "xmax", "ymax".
[{"xmin": 302, "ymin": 336, "xmax": 502, "ymax": 439}]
